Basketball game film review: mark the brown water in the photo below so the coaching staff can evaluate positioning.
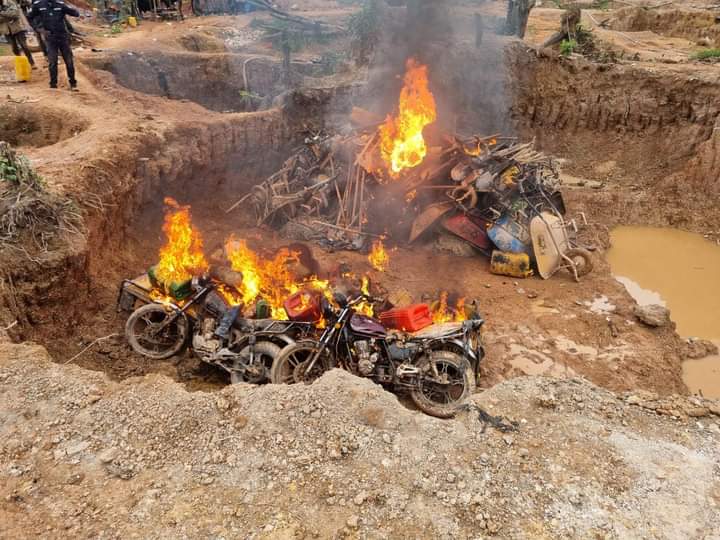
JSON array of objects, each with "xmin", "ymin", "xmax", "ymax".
[{"xmin": 607, "ymin": 226, "xmax": 720, "ymax": 398}]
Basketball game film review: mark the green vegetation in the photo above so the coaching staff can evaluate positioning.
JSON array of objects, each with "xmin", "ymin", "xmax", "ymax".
[
  {"xmin": 691, "ymin": 48, "xmax": 720, "ymax": 60},
  {"xmin": 575, "ymin": 23, "xmax": 593, "ymax": 43},
  {"xmin": 560, "ymin": 39, "xmax": 577, "ymax": 57},
  {"xmin": 238, "ymin": 89, "xmax": 262, "ymax": 109},
  {"xmin": 0, "ymin": 146, "xmax": 44, "ymax": 189}
]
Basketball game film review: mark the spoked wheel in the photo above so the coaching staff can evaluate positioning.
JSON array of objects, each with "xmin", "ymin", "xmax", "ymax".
[
  {"xmin": 564, "ymin": 247, "xmax": 593, "ymax": 280},
  {"xmin": 270, "ymin": 340, "xmax": 333, "ymax": 385},
  {"xmin": 125, "ymin": 303, "xmax": 189, "ymax": 359},
  {"xmin": 230, "ymin": 340, "xmax": 282, "ymax": 385},
  {"xmin": 410, "ymin": 351, "xmax": 475, "ymax": 418}
]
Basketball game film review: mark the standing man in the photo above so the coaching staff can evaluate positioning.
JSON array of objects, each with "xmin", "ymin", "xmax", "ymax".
[
  {"xmin": 20, "ymin": 0, "xmax": 47, "ymax": 57},
  {"xmin": 27, "ymin": 0, "xmax": 79, "ymax": 89},
  {"xmin": 0, "ymin": 0, "xmax": 36, "ymax": 68}
]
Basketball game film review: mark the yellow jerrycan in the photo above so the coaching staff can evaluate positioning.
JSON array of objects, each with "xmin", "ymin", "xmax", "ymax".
[
  {"xmin": 15, "ymin": 56, "xmax": 32, "ymax": 83},
  {"xmin": 489, "ymin": 250, "xmax": 533, "ymax": 279}
]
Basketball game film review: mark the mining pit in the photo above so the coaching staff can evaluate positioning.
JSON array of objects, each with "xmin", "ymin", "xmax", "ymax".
[
  {"xmin": 1, "ymin": 1, "xmax": 719, "ymax": 537},
  {"xmin": 2, "ymin": 3, "xmax": 718, "ymax": 391}
]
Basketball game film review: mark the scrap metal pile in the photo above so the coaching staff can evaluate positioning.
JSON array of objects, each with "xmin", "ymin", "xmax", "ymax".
[
  {"xmin": 232, "ymin": 122, "xmax": 590, "ymax": 281},
  {"xmin": 229, "ymin": 58, "xmax": 592, "ymax": 280}
]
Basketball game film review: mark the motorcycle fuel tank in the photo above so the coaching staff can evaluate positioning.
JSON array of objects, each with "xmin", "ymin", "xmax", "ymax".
[{"xmin": 350, "ymin": 314, "xmax": 387, "ymax": 337}]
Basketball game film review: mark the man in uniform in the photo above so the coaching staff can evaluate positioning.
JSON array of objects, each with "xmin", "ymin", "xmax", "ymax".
[
  {"xmin": 27, "ymin": 0, "xmax": 79, "ymax": 89},
  {"xmin": 0, "ymin": 0, "xmax": 35, "ymax": 68}
]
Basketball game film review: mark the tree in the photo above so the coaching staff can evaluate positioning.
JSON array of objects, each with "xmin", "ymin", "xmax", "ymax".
[{"xmin": 505, "ymin": 0, "xmax": 536, "ymax": 39}]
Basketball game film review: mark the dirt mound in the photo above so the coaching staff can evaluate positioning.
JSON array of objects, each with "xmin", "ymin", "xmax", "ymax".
[
  {"xmin": 178, "ymin": 31, "xmax": 228, "ymax": 53},
  {"xmin": 1, "ymin": 342, "xmax": 718, "ymax": 538},
  {"xmin": 610, "ymin": 7, "xmax": 720, "ymax": 46},
  {"xmin": 0, "ymin": 103, "xmax": 88, "ymax": 148}
]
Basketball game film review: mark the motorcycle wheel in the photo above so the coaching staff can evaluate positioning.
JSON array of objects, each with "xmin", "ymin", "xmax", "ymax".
[
  {"xmin": 270, "ymin": 340, "xmax": 332, "ymax": 385},
  {"xmin": 410, "ymin": 351, "xmax": 475, "ymax": 419},
  {"xmin": 230, "ymin": 340, "xmax": 281, "ymax": 385},
  {"xmin": 191, "ymin": 0, "xmax": 204, "ymax": 15},
  {"xmin": 125, "ymin": 303, "xmax": 189, "ymax": 360}
]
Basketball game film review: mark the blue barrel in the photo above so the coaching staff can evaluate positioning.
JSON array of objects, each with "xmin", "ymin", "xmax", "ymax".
[{"xmin": 487, "ymin": 214, "xmax": 530, "ymax": 253}]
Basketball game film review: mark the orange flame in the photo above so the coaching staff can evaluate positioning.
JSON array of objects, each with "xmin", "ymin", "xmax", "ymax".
[
  {"xmin": 224, "ymin": 237, "xmax": 333, "ymax": 319},
  {"xmin": 379, "ymin": 59, "xmax": 437, "ymax": 176},
  {"xmin": 368, "ymin": 240, "xmax": 389, "ymax": 272},
  {"xmin": 225, "ymin": 238, "xmax": 294, "ymax": 318},
  {"xmin": 155, "ymin": 198, "xmax": 208, "ymax": 285},
  {"xmin": 356, "ymin": 275, "xmax": 375, "ymax": 317},
  {"xmin": 431, "ymin": 291, "xmax": 467, "ymax": 324},
  {"xmin": 463, "ymin": 137, "xmax": 497, "ymax": 157}
]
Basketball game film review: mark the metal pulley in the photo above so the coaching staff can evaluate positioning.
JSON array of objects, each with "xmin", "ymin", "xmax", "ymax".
[{"xmin": 449, "ymin": 184, "xmax": 478, "ymax": 210}]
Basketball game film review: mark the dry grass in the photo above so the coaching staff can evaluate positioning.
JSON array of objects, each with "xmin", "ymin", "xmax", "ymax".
[{"xmin": 0, "ymin": 142, "xmax": 84, "ymax": 257}]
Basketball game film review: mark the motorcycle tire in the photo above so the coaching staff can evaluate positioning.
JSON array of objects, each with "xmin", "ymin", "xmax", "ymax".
[
  {"xmin": 410, "ymin": 350, "xmax": 475, "ymax": 419},
  {"xmin": 231, "ymin": 340, "xmax": 282, "ymax": 385},
  {"xmin": 270, "ymin": 340, "xmax": 333, "ymax": 385},
  {"xmin": 125, "ymin": 303, "xmax": 189, "ymax": 360}
]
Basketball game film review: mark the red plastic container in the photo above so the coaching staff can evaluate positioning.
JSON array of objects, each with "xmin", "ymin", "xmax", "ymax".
[
  {"xmin": 379, "ymin": 304, "xmax": 432, "ymax": 332},
  {"xmin": 283, "ymin": 290, "xmax": 322, "ymax": 322}
]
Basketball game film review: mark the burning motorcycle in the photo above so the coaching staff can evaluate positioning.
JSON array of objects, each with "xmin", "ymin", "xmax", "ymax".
[
  {"xmin": 120, "ymin": 273, "xmax": 314, "ymax": 384},
  {"xmin": 270, "ymin": 293, "xmax": 484, "ymax": 418}
]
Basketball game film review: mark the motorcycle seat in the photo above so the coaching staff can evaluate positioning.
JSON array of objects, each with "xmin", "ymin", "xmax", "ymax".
[{"xmin": 410, "ymin": 322, "xmax": 463, "ymax": 339}]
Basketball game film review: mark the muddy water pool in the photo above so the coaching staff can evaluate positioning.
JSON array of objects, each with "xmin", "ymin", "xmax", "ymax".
[{"xmin": 607, "ymin": 226, "xmax": 720, "ymax": 398}]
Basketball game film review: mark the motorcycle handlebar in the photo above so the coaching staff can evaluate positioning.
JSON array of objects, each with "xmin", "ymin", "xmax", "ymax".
[
  {"xmin": 347, "ymin": 294, "xmax": 382, "ymax": 307},
  {"xmin": 347, "ymin": 295, "xmax": 367, "ymax": 306}
]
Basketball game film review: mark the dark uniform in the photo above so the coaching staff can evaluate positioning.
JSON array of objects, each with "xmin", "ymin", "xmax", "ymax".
[{"xmin": 27, "ymin": 0, "xmax": 79, "ymax": 89}]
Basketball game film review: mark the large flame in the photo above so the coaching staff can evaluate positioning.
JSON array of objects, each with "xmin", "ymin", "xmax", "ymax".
[
  {"xmin": 224, "ymin": 237, "xmax": 332, "ymax": 319},
  {"xmin": 155, "ymin": 198, "xmax": 209, "ymax": 285},
  {"xmin": 225, "ymin": 238, "xmax": 294, "ymax": 317},
  {"xmin": 379, "ymin": 59, "xmax": 437, "ymax": 176},
  {"xmin": 368, "ymin": 240, "xmax": 389, "ymax": 272}
]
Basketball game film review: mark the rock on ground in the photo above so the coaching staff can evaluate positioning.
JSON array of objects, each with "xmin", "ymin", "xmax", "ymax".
[
  {"xmin": 433, "ymin": 232, "xmax": 478, "ymax": 257},
  {"xmin": 0, "ymin": 342, "xmax": 719, "ymax": 539},
  {"xmin": 634, "ymin": 303, "xmax": 672, "ymax": 327}
]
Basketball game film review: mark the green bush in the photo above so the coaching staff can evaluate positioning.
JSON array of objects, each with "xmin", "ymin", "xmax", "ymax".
[
  {"xmin": 691, "ymin": 48, "xmax": 720, "ymax": 60},
  {"xmin": 0, "ymin": 145, "xmax": 44, "ymax": 189},
  {"xmin": 560, "ymin": 39, "xmax": 577, "ymax": 57}
]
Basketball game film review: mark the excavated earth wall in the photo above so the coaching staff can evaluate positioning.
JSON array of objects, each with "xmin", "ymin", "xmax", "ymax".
[
  {"xmin": 610, "ymin": 7, "xmax": 720, "ymax": 47},
  {"xmin": 509, "ymin": 44, "xmax": 720, "ymax": 231},
  {"xmin": 1, "ymin": 110, "xmax": 291, "ymax": 340}
]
